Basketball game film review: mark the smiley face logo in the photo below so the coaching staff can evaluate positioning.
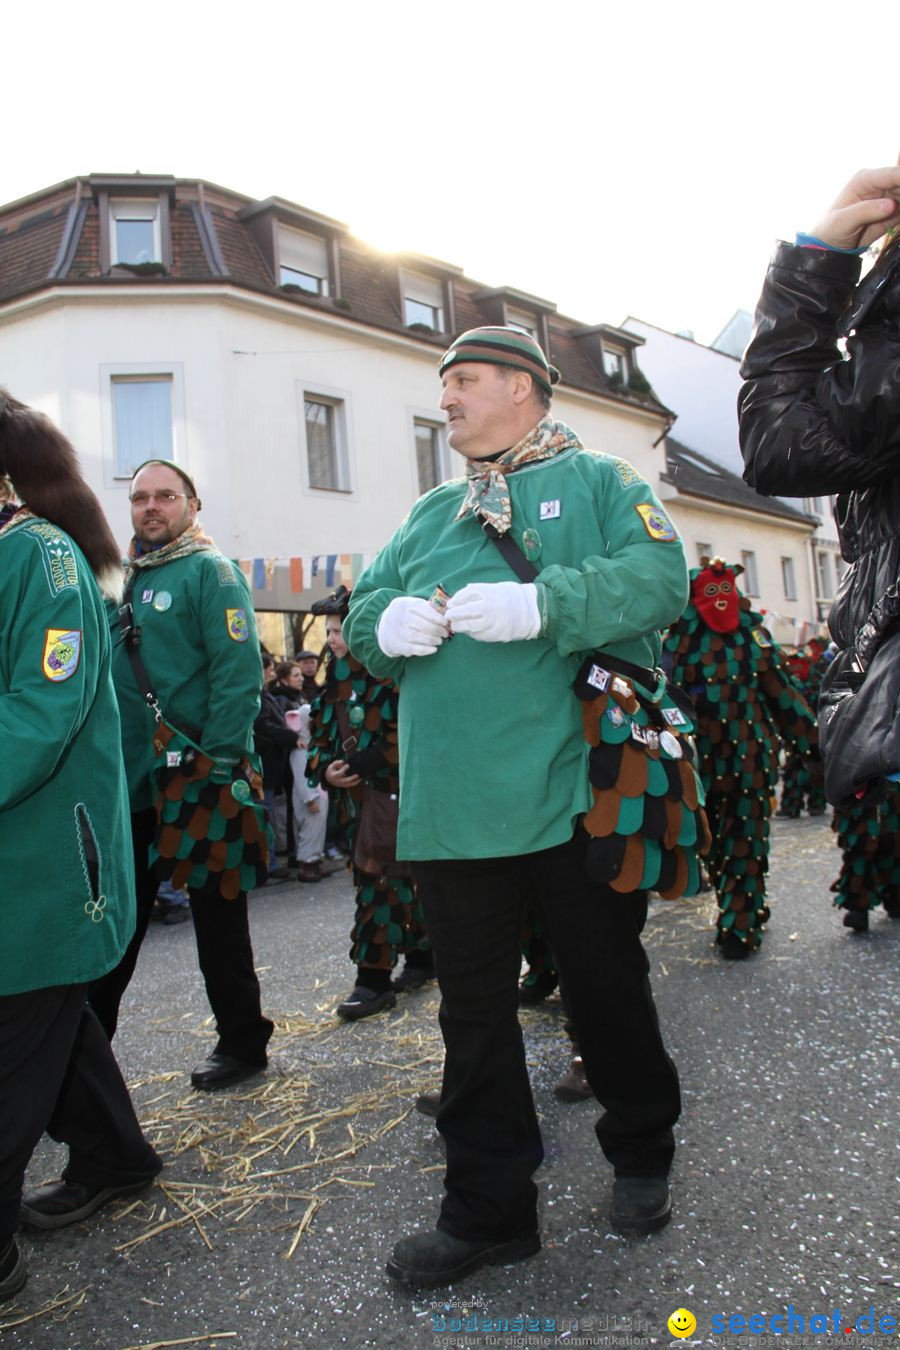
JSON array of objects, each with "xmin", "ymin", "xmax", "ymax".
[{"xmin": 667, "ymin": 1308, "xmax": 697, "ymax": 1338}]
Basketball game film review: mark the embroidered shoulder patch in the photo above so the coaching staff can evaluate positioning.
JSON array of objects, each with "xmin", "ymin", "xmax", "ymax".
[
  {"xmin": 216, "ymin": 557, "xmax": 238, "ymax": 587},
  {"xmin": 43, "ymin": 628, "xmax": 82, "ymax": 681},
  {"xmin": 611, "ymin": 457, "xmax": 643, "ymax": 488},
  {"xmin": 226, "ymin": 608, "xmax": 249, "ymax": 642},
  {"xmin": 635, "ymin": 503, "xmax": 678, "ymax": 542},
  {"xmin": 26, "ymin": 522, "xmax": 80, "ymax": 595},
  {"xmin": 751, "ymin": 626, "xmax": 772, "ymax": 648}
]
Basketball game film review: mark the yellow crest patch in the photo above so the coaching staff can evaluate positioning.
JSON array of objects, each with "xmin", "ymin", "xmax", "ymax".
[
  {"xmin": 43, "ymin": 628, "xmax": 82, "ymax": 681},
  {"xmin": 226, "ymin": 608, "xmax": 249, "ymax": 642},
  {"xmin": 635, "ymin": 503, "xmax": 678, "ymax": 542}
]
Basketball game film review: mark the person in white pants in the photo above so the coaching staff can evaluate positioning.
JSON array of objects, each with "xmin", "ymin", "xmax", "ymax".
[{"xmin": 289, "ymin": 705, "xmax": 329, "ymax": 882}]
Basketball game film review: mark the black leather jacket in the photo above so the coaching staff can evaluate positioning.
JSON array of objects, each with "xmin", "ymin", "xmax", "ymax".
[{"xmin": 738, "ymin": 240, "xmax": 900, "ymax": 802}]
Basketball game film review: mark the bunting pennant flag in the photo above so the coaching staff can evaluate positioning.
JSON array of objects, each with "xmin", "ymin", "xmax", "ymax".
[
  {"xmin": 264, "ymin": 559, "xmax": 276, "ymax": 591},
  {"xmin": 238, "ymin": 559, "xmax": 252, "ymax": 579},
  {"xmin": 352, "ymin": 553, "xmax": 364, "ymax": 582},
  {"xmin": 325, "ymin": 554, "xmax": 337, "ymax": 586},
  {"xmin": 289, "ymin": 557, "xmax": 304, "ymax": 593},
  {"xmin": 311, "ymin": 556, "xmax": 319, "ymax": 578},
  {"xmin": 252, "ymin": 558, "xmax": 265, "ymax": 590}
]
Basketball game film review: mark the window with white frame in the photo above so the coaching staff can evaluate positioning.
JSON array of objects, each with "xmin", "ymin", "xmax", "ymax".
[
  {"xmin": 696, "ymin": 541, "xmax": 712, "ymax": 563},
  {"xmin": 414, "ymin": 418, "xmax": 446, "ymax": 494},
  {"xmin": 304, "ymin": 394, "xmax": 348, "ymax": 491},
  {"xmin": 816, "ymin": 550, "xmax": 832, "ymax": 599},
  {"xmin": 506, "ymin": 306, "xmax": 536, "ymax": 337},
  {"xmin": 279, "ymin": 226, "xmax": 329, "ymax": 295},
  {"xmin": 741, "ymin": 549, "xmax": 759, "ymax": 596},
  {"xmin": 602, "ymin": 345, "xmax": 627, "ymax": 381},
  {"xmin": 781, "ymin": 556, "xmax": 797, "ymax": 600},
  {"xmin": 403, "ymin": 272, "xmax": 444, "ymax": 330},
  {"xmin": 110, "ymin": 199, "xmax": 161, "ymax": 265},
  {"xmin": 112, "ymin": 376, "xmax": 173, "ymax": 477}
]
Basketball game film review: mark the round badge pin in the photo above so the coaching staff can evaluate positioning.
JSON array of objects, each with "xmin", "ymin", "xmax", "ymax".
[
  {"xmin": 231, "ymin": 779, "xmax": 251, "ymax": 803},
  {"xmin": 152, "ymin": 591, "xmax": 172, "ymax": 612},
  {"xmin": 660, "ymin": 731, "xmax": 683, "ymax": 759},
  {"xmin": 348, "ymin": 705, "xmax": 365, "ymax": 726},
  {"xmin": 522, "ymin": 528, "xmax": 542, "ymax": 560}
]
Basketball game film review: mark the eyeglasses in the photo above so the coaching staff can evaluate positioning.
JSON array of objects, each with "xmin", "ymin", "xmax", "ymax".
[{"xmin": 129, "ymin": 490, "xmax": 192, "ymax": 506}]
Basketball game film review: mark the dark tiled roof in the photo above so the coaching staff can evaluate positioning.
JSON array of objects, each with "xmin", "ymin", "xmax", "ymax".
[
  {"xmin": 0, "ymin": 174, "xmax": 667, "ymax": 414},
  {"xmin": 664, "ymin": 438, "xmax": 817, "ymax": 524}
]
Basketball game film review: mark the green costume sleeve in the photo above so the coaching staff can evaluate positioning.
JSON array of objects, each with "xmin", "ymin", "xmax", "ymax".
[
  {"xmin": 535, "ymin": 463, "xmax": 689, "ymax": 657},
  {"xmin": 0, "ymin": 548, "xmax": 97, "ymax": 810},
  {"xmin": 344, "ymin": 532, "xmax": 409, "ymax": 683},
  {"xmin": 193, "ymin": 557, "xmax": 261, "ymax": 763}
]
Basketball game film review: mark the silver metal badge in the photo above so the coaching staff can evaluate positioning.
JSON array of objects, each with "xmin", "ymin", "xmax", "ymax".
[
  {"xmin": 611, "ymin": 677, "xmax": 631, "ymax": 697},
  {"xmin": 153, "ymin": 591, "xmax": 173, "ymax": 612},
  {"xmin": 539, "ymin": 499, "xmax": 561, "ymax": 520},
  {"xmin": 587, "ymin": 664, "xmax": 611, "ymax": 692},
  {"xmin": 142, "ymin": 589, "xmax": 153, "ymax": 603},
  {"xmin": 660, "ymin": 731, "xmax": 683, "ymax": 759},
  {"xmin": 662, "ymin": 706, "xmax": 687, "ymax": 727}
]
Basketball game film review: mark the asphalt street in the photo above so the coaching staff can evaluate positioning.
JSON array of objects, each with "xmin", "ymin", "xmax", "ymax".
[{"xmin": 4, "ymin": 813, "xmax": 899, "ymax": 1349}]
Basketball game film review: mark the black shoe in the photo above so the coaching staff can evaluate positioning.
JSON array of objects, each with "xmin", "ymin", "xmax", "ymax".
[
  {"xmin": 336, "ymin": 985, "xmax": 396, "ymax": 1021},
  {"xmin": 19, "ymin": 1176, "xmax": 157, "ymax": 1231},
  {"xmin": 518, "ymin": 973, "xmax": 558, "ymax": 1005},
  {"xmin": 554, "ymin": 1056, "xmax": 593, "ymax": 1102},
  {"xmin": 392, "ymin": 965, "xmax": 435, "ymax": 993},
  {"xmin": 0, "ymin": 1238, "xmax": 26, "ymax": 1301},
  {"xmin": 842, "ymin": 909, "xmax": 869, "ymax": 933},
  {"xmin": 267, "ymin": 865, "xmax": 292, "ymax": 881},
  {"xmin": 190, "ymin": 1051, "xmax": 267, "ymax": 1090},
  {"xmin": 295, "ymin": 862, "xmax": 324, "ymax": 883},
  {"xmin": 386, "ymin": 1227, "xmax": 540, "ymax": 1288},
  {"xmin": 415, "ymin": 1091, "xmax": 441, "ymax": 1118},
  {"xmin": 611, "ymin": 1176, "xmax": 671, "ymax": 1235},
  {"xmin": 161, "ymin": 902, "xmax": 191, "ymax": 926},
  {"xmin": 719, "ymin": 931, "xmax": 751, "ymax": 960}
]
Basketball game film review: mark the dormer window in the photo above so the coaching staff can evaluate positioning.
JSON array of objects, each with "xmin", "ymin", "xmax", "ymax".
[
  {"xmin": 403, "ymin": 271, "xmax": 444, "ymax": 331},
  {"xmin": 506, "ymin": 306, "xmax": 536, "ymax": 338},
  {"xmin": 111, "ymin": 199, "xmax": 161, "ymax": 265},
  {"xmin": 602, "ymin": 345, "xmax": 627, "ymax": 381},
  {"xmin": 278, "ymin": 226, "xmax": 329, "ymax": 295}
]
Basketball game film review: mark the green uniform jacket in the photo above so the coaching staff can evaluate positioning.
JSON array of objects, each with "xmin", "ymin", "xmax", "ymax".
[
  {"xmin": 345, "ymin": 447, "xmax": 689, "ymax": 861},
  {"xmin": 109, "ymin": 549, "xmax": 261, "ymax": 811},
  {"xmin": 0, "ymin": 515, "xmax": 135, "ymax": 995}
]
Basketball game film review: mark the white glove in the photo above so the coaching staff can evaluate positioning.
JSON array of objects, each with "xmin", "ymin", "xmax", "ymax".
[
  {"xmin": 376, "ymin": 595, "xmax": 450, "ymax": 657},
  {"xmin": 445, "ymin": 582, "xmax": 541, "ymax": 643}
]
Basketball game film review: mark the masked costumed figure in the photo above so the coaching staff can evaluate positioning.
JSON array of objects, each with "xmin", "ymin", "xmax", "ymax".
[
  {"xmin": 664, "ymin": 558, "xmax": 818, "ymax": 959},
  {"xmin": 779, "ymin": 638, "xmax": 828, "ymax": 818}
]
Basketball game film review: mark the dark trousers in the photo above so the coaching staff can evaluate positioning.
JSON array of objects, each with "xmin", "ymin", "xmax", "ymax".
[
  {"xmin": 89, "ymin": 810, "xmax": 273, "ymax": 1063},
  {"xmin": 0, "ymin": 983, "xmax": 161, "ymax": 1238},
  {"xmin": 413, "ymin": 827, "xmax": 680, "ymax": 1243}
]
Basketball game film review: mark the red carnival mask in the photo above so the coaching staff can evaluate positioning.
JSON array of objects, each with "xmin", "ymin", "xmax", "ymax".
[{"xmin": 692, "ymin": 561, "xmax": 740, "ymax": 633}]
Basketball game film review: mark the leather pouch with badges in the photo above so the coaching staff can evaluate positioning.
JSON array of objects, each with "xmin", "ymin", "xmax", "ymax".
[
  {"xmin": 574, "ymin": 655, "xmax": 711, "ymax": 898},
  {"xmin": 149, "ymin": 720, "xmax": 271, "ymax": 900}
]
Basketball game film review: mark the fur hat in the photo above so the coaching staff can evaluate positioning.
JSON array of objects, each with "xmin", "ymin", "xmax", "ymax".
[{"xmin": 0, "ymin": 389, "xmax": 123, "ymax": 600}]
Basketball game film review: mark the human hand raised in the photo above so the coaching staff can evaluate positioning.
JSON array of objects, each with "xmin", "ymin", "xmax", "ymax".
[
  {"xmin": 326, "ymin": 759, "xmax": 362, "ymax": 788},
  {"xmin": 376, "ymin": 595, "xmax": 450, "ymax": 657},
  {"xmin": 445, "ymin": 581, "xmax": 541, "ymax": 643},
  {"xmin": 808, "ymin": 158, "xmax": 900, "ymax": 251}
]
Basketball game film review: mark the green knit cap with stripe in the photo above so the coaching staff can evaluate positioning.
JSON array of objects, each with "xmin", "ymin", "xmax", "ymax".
[{"xmin": 439, "ymin": 326, "xmax": 561, "ymax": 396}]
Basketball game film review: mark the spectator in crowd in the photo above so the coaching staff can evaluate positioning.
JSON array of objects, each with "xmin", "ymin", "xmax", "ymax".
[
  {"xmin": 0, "ymin": 391, "xmax": 160, "ymax": 1273},
  {"xmin": 254, "ymin": 653, "xmax": 303, "ymax": 881},
  {"xmin": 295, "ymin": 649, "xmax": 322, "ymax": 703},
  {"xmin": 739, "ymin": 159, "xmax": 900, "ymax": 807}
]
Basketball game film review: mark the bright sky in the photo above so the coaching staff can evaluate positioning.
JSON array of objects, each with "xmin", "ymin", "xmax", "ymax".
[{"xmin": 4, "ymin": 1, "xmax": 898, "ymax": 345}]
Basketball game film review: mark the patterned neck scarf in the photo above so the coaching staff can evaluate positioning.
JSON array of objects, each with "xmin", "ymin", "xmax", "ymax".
[
  {"xmin": 125, "ymin": 521, "xmax": 218, "ymax": 582},
  {"xmin": 0, "ymin": 502, "xmax": 27, "ymax": 539},
  {"xmin": 455, "ymin": 415, "xmax": 583, "ymax": 535}
]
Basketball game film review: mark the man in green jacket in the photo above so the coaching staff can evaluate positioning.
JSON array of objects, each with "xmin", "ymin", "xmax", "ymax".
[
  {"xmin": 88, "ymin": 460, "xmax": 273, "ymax": 1091},
  {"xmin": 0, "ymin": 392, "xmax": 161, "ymax": 1299},
  {"xmin": 344, "ymin": 328, "xmax": 688, "ymax": 1287}
]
